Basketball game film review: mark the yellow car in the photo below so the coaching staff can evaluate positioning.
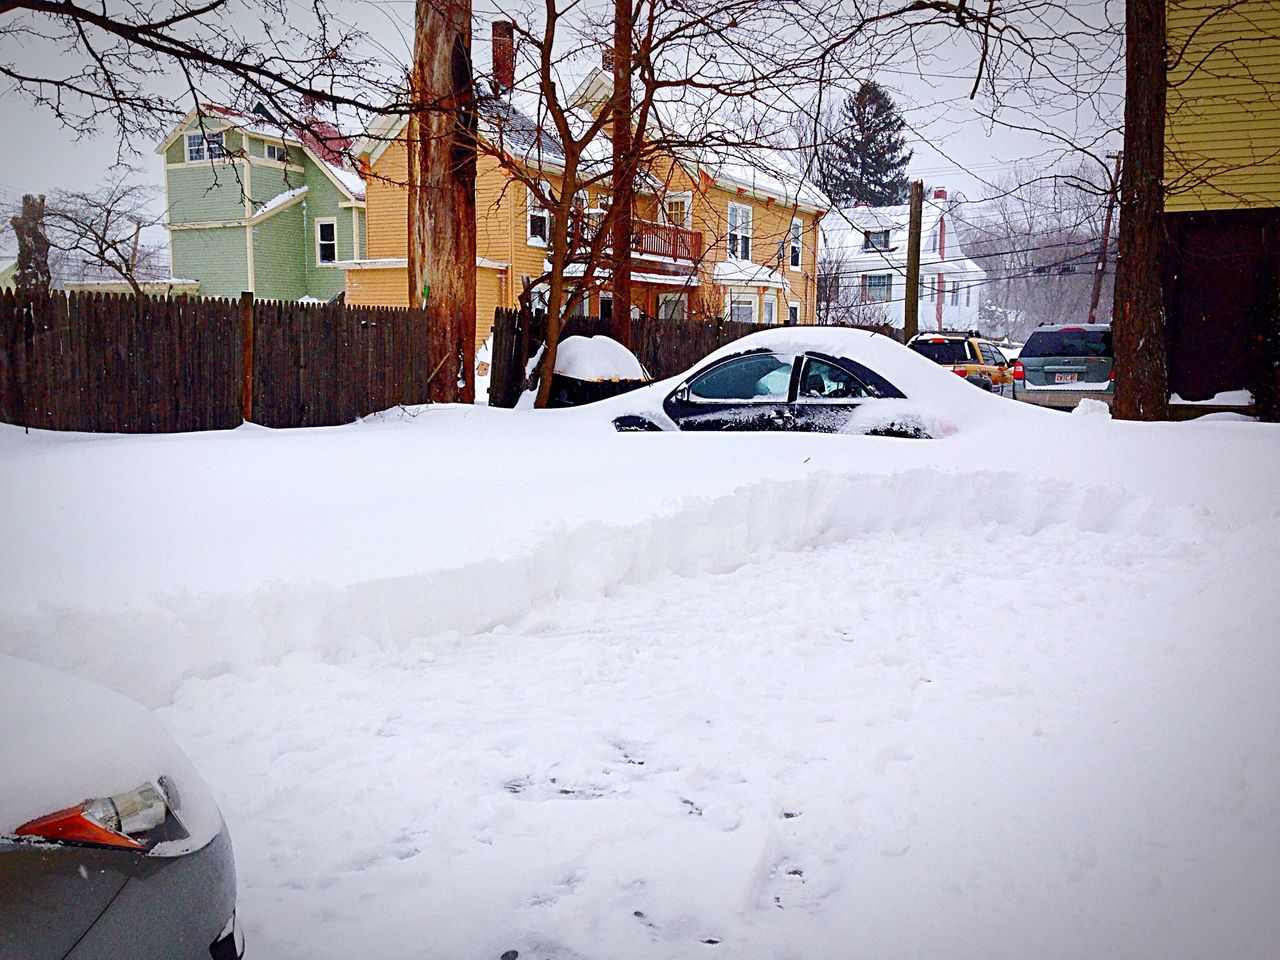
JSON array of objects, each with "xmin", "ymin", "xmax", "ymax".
[{"xmin": 907, "ymin": 333, "xmax": 1015, "ymax": 396}]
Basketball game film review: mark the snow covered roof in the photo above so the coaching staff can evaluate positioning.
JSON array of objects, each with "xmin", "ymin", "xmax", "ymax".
[
  {"xmin": 712, "ymin": 260, "xmax": 790, "ymax": 289},
  {"xmin": 254, "ymin": 185, "xmax": 308, "ymax": 219},
  {"xmin": 821, "ymin": 201, "xmax": 986, "ymax": 279}
]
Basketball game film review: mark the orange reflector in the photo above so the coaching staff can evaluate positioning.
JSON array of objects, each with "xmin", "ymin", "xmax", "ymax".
[{"xmin": 15, "ymin": 806, "xmax": 145, "ymax": 849}]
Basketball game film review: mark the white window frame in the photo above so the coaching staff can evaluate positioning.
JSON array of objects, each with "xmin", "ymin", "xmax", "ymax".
[
  {"xmin": 762, "ymin": 296, "xmax": 777, "ymax": 325},
  {"xmin": 787, "ymin": 301, "xmax": 801, "ymax": 326},
  {"xmin": 526, "ymin": 186, "xmax": 550, "ymax": 246},
  {"xmin": 949, "ymin": 281, "xmax": 960, "ymax": 306},
  {"xmin": 265, "ymin": 142, "xmax": 288, "ymax": 162},
  {"xmin": 727, "ymin": 201, "xmax": 753, "ymax": 262},
  {"xmin": 789, "ymin": 218, "xmax": 803, "ymax": 270},
  {"xmin": 657, "ymin": 293, "xmax": 687, "ymax": 321},
  {"xmin": 864, "ymin": 273, "xmax": 892, "ymax": 303},
  {"xmin": 315, "ymin": 218, "xmax": 338, "ymax": 264},
  {"xmin": 185, "ymin": 130, "xmax": 225, "ymax": 163},
  {"xmin": 924, "ymin": 275, "xmax": 935, "ymax": 302},
  {"xmin": 863, "ymin": 229, "xmax": 890, "ymax": 251},
  {"xmin": 725, "ymin": 291, "xmax": 757, "ymax": 323},
  {"xmin": 663, "ymin": 192, "xmax": 692, "ymax": 229}
]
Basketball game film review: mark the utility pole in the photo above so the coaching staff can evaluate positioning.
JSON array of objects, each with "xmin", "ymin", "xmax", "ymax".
[
  {"xmin": 610, "ymin": 0, "xmax": 634, "ymax": 348},
  {"xmin": 1112, "ymin": 0, "xmax": 1169, "ymax": 420},
  {"xmin": 903, "ymin": 179, "xmax": 924, "ymax": 342},
  {"xmin": 1088, "ymin": 151, "xmax": 1123, "ymax": 324}
]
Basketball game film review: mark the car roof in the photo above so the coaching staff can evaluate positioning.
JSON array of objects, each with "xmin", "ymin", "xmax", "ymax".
[{"xmin": 1028, "ymin": 323, "xmax": 1112, "ymax": 332}]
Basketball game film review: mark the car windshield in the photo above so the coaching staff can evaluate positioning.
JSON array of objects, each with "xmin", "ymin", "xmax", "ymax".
[
  {"xmin": 1021, "ymin": 328, "xmax": 1112, "ymax": 359},
  {"xmin": 910, "ymin": 339, "xmax": 970, "ymax": 364}
]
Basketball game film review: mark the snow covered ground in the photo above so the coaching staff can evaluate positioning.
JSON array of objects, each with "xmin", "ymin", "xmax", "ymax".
[{"xmin": 2, "ymin": 397, "xmax": 1279, "ymax": 959}]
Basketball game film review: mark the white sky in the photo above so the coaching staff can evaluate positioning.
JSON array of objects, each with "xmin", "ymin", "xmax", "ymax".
[{"xmin": 0, "ymin": 0, "xmax": 1123, "ymax": 258}]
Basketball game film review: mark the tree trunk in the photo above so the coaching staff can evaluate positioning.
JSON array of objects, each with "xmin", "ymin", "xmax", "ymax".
[
  {"xmin": 11, "ymin": 195, "xmax": 52, "ymax": 299},
  {"xmin": 410, "ymin": 0, "xmax": 477, "ymax": 404},
  {"xmin": 1112, "ymin": 0, "xmax": 1168, "ymax": 421}
]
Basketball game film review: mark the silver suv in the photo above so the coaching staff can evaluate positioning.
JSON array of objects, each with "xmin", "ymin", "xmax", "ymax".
[{"xmin": 1012, "ymin": 324, "xmax": 1113, "ymax": 409}]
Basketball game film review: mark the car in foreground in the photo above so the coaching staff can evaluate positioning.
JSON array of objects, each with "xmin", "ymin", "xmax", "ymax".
[
  {"xmin": 599, "ymin": 326, "xmax": 1018, "ymax": 437},
  {"xmin": 0, "ymin": 656, "xmax": 243, "ymax": 960},
  {"xmin": 1012, "ymin": 323, "xmax": 1113, "ymax": 409},
  {"xmin": 907, "ymin": 331, "xmax": 1015, "ymax": 395}
]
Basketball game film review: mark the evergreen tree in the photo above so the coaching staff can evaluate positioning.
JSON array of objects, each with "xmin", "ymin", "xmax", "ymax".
[{"xmin": 818, "ymin": 82, "xmax": 913, "ymax": 207}]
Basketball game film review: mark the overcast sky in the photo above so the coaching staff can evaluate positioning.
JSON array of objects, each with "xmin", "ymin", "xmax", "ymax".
[{"xmin": 0, "ymin": 0, "xmax": 1123, "ymax": 258}]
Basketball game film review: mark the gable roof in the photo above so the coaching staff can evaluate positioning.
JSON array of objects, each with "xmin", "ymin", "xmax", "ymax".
[
  {"xmin": 156, "ymin": 104, "xmax": 365, "ymax": 202},
  {"xmin": 822, "ymin": 200, "xmax": 986, "ymax": 278}
]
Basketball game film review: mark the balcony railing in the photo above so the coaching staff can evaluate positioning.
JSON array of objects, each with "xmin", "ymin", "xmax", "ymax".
[{"xmin": 564, "ymin": 212, "xmax": 702, "ymax": 264}]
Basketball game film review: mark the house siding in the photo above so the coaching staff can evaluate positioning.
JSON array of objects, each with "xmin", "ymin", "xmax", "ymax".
[
  {"xmin": 167, "ymin": 163, "xmax": 248, "ymax": 224},
  {"xmin": 170, "ymin": 227, "xmax": 250, "ymax": 298},
  {"xmin": 253, "ymin": 202, "xmax": 307, "ymax": 301},
  {"xmin": 1166, "ymin": 0, "xmax": 1280, "ymax": 211}
]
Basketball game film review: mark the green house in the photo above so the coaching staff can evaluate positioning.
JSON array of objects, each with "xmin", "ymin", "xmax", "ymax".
[{"xmin": 157, "ymin": 104, "xmax": 366, "ymax": 301}]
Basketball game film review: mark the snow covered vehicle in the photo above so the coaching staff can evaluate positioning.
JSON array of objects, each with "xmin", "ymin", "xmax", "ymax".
[
  {"xmin": 547, "ymin": 334, "xmax": 651, "ymax": 408},
  {"xmin": 599, "ymin": 326, "xmax": 1019, "ymax": 437},
  {"xmin": 0, "ymin": 656, "xmax": 243, "ymax": 960}
]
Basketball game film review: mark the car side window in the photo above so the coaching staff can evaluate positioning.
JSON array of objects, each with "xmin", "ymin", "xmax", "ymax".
[
  {"xmin": 687, "ymin": 353, "xmax": 795, "ymax": 402},
  {"xmin": 798, "ymin": 357, "xmax": 872, "ymax": 400},
  {"xmin": 979, "ymin": 343, "xmax": 1002, "ymax": 366}
]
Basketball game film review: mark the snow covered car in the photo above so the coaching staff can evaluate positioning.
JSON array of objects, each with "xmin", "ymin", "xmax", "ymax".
[
  {"xmin": 0, "ymin": 656, "xmax": 243, "ymax": 960},
  {"xmin": 547, "ymin": 334, "xmax": 651, "ymax": 407},
  {"xmin": 602, "ymin": 326, "xmax": 1008, "ymax": 437}
]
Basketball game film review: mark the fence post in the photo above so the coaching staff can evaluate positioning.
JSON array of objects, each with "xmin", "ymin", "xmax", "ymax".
[{"xmin": 240, "ymin": 291, "xmax": 254, "ymax": 423}]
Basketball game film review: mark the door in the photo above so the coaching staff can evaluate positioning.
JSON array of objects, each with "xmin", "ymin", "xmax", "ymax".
[
  {"xmin": 664, "ymin": 352, "xmax": 798, "ymax": 430},
  {"xmin": 977, "ymin": 341, "xmax": 1012, "ymax": 394},
  {"xmin": 791, "ymin": 355, "xmax": 877, "ymax": 432}
]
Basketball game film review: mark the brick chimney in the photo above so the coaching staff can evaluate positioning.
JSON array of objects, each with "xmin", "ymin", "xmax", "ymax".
[
  {"xmin": 492, "ymin": 20, "xmax": 514, "ymax": 95},
  {"xmin": 933, "ymin": 186, "xmax": 948, "ymax": 201}
]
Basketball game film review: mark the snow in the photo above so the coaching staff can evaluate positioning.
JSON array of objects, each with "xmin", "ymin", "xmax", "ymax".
[
  {"xmin": 254, "ymin": 185, "xmax": 307, "ymax": 218},
  {"xmin": 320, "ymin": 161, "xmax": 366, "ymax": 201},
  {"xmin": 553, "ymin": 335, "xmax": 647, "ymax": 381},
  {"xmin": 0, "ymin": 655, "xmax": 222, "ymax": 857},
  {"xmin": 1, "ymin": 371, "xmax": 1278, "ymax": 958},
  {"xmin": 712, "ymin": 260, "xmax": 791, "ymax": 288},
  {"xmin": 1171, "ymin": 389, "xmax": 1254, "ymax": 406}
]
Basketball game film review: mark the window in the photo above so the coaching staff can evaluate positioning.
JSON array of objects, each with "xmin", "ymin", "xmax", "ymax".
[
  {"xmin": 923, "ymin": 277, "xmax": 934, "ymax": 302},
  {"xmin": 689, "ymin": 353, "xmax": 793, "ymax": 402},
  {"xmin": 664, "ymin": 193, "xmax": 691, "ymax": 229},
  {"xmin": 910, "ymin": 338, "xmax": 972, "ymax": 364},
  {"xmin": 864, "ymin": 273, "xmax": 892, "ymax": 302},
  {"xmin": 949, "ymin": 281, "xmax": 960, "ymax": 306},
  {"xmin": 966, "ymin": 285, "xmax": 972, "ymax": 307},
  {"xmin": 787, "ymin": 302, "xmax": 800, "ymax": 326},
  {"xmin": 978, "ymin": 343, "xmax": 1004, "ymax": 366},
  {"xmin": 928, "ymin": 227, "xmax": 938, "ymax": 253},
  {"xmin": 266, "ymin": 142, "xmax": 288, "ymax": 162},
  {"xmin": 817, "ymin": 273, "xmax": 840, "ymax": 304},
  {"xmin": 727, "ymin": 202, "xmax": 752, "ymax": 261},
  {"xmin": 798, "ymin": 357, "xmax": 872, "ymax": 401},
  {"xmin": 316, "ymin": 219, "xmax": 337, "ymax": 264},
  {"xmin": 762, "ymin": 297, "xmax": 776, "ymax": 325},
  {"xmin": 657, "ymin": 293, "xmax": 686, "ymax": 321},
  {"xmin": 1020, "ymin": 328, "xmax": 1112, "ymax": 359},
  {"xmin": 185, "ymin": 131, "xmax": 224, "ymax": 162},
  {"xmin": 863, "ymin": 229, "xmax": 890, "ymax": 251},
  {"xmin": 789, "ymin": 219, "xmax": 802, "ymax": 269},
  {"xmin": 600, "ymin": 294, "xmax": 613, "ymax": 322},
  {"xmin": 727, "ymin": 295, "xmax": 756, "ymax": 324},
  {"xmin": 527, "ymin": 188, "xmax": 549, "ymax": 245}
]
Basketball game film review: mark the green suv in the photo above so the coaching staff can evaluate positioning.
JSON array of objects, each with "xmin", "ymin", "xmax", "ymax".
[{"xmin": 1012, "ymin": 324, "xmax": 1113, "ymax": 409}]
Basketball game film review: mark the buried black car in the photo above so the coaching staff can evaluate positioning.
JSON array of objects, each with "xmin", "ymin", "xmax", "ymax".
[{"xmin": 603, "ymin": 327, "xmax": 1006, "ymax": 437}]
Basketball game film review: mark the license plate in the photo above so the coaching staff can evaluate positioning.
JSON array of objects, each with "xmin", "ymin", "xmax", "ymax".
[{"xmin": 1055, "ymin": 373, "xmax": 1078, "ymax": 384}]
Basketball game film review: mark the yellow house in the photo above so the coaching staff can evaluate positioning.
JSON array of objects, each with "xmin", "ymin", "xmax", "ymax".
[
  {"xmin": 1162, "ymin": 0, "xmax": 1279, "ymax": 413},
  {"xmin": 341, "ymin": 42, "xmax": 827, "ymax": 353}
]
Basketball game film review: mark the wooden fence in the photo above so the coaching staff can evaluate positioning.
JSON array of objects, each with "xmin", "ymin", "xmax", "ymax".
[
  {"xmin": 0, "ymin": 289, "xmax": 448, "ymax": 433},
  {"xmin": 488, "ymin": 306, "xmax": 897, "ymax": 408}
]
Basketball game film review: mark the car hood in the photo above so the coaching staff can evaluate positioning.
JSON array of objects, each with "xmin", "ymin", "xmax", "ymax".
[{"xmin": 0, "ymin": 655, "xmax": 222, "ymax": 856}]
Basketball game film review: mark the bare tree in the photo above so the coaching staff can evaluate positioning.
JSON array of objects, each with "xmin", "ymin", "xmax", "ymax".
[
  {"xmin": 38, "ymin": 172, "xmax": 166, "ymax": 297},
  {"xmin": 9, "ymin": 195, "xmax": 52, "ymax": 299}
]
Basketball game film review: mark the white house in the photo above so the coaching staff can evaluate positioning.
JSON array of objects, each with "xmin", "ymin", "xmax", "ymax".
[{"xmin": 819, "ymin": 187, "xmax": 986, "ymax": 332}]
